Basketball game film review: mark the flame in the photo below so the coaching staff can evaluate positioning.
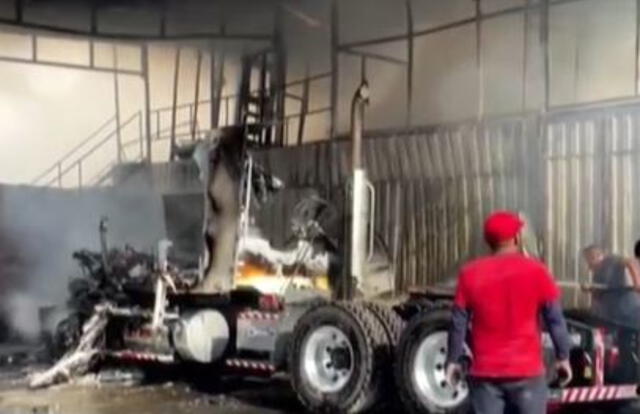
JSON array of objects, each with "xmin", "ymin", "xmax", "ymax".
[
  {"xmin": 238, "ymin": 262, "xmax": 272, "ymax": 278},
  {"xmin": 234, "ymin": 261, "xmax": 330, "ymax": 294}
]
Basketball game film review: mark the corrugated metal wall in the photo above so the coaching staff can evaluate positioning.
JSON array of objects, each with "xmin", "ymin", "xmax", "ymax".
[
  {"xmin": 545, "ymin": 104, "xmax": 640, "ymax": 306},
  {"xmin": 256, "ymin": 103, "xmax": 640, "ymax": 306},
  {"xmin": 108, "ymin": 103, "xmax": 640, "ymax": 307},
  {"xmin": 255, "ymin": 115, "xmax": 541, "ymax": 294}
]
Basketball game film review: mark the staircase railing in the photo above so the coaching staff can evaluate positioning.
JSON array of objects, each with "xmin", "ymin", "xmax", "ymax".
[
  {"xmin": 31, "ymin": 111, "xmax": 144, "ymax": 188},
  {"xmin": 31, "ymin": 71, "xmax": 332, "ymax": 189}
]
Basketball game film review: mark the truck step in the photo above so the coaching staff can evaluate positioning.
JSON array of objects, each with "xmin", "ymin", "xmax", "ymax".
[
  {"xmin": 108, "ymin": 351, "xmax": 174, "ymax": 364},
  {"xmin": 225, "ymin": 358, "xmax": 276, "ymax": 374},
  {"xmin": 554, "ymin": 385, "xmax": 638, "ymax": 404},
  {"xmin": 237, "ymin": 310, "xmax": 281, "ymax": 321}
]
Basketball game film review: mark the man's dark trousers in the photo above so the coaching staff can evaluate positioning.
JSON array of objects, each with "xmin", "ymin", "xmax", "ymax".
[{"xmin": 470, "ymin": 376, "xmax": 548, "ymax": 414}]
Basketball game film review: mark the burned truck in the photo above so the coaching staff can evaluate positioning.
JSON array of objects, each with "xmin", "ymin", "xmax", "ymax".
[{"xmin": 35, "ymin": 83, "xmax": 640, "ymax": 414}]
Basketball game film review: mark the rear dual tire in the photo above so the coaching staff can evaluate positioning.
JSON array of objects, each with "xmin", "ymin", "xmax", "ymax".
[
  {"xmin": 395, "ymin": 309, "xmax": 471, "ymax": 414},
  {"xmin": 289, "ymin": 301, "xmax": 390, "ymax": 414}
]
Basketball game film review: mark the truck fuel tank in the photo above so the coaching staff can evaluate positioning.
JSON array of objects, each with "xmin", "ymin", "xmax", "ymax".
[{"xmin": 172, "ymin": 310, "xmax": 229, "ymax": 363}]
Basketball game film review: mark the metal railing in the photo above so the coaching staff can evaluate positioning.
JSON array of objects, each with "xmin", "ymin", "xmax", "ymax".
[
  {"xmin": 31, "ymin": 111, "xmax": 144, "ymax": 188},
  {"xmin": 148, "ymin": 71, "xmax": 332, "ymax": 147},
  {"xmin": 31, "ymin": 71, "xmax": 333, "ymax": 189}
]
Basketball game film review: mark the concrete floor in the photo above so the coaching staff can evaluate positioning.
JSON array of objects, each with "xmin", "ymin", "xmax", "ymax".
[
  {"xmin": 0, "ymin": 382, "xmax": 297, "ymax": 414},
  {"xmin": 0, "ymin": 367, "xmax": 299, "ymax": 414},
  {"xmin": 0, "ymin": 366, "xmax": 638, "ymax": 414}
]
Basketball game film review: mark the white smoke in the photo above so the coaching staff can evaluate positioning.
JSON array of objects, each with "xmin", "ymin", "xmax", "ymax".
[{"xmin": 0, "ymin": 184, "xmax": 166, "ymax": 339}]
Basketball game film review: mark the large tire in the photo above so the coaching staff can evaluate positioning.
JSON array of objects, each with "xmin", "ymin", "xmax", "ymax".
[
  {"xmin": 395, "ymin": 309, "xmax": 470, "ymax": 414},
  {"xmin": 289, "ymin": 301, "xmax": 389, "ymax": 414},
  {"xmin": 363, "ymin": 301, "xmax": 405, "ymax": 347}
]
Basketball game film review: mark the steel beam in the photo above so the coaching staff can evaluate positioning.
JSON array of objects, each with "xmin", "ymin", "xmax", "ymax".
[
  {"xmin": 273, "ymin": 5, "xmax": 287, "ymax": 146},
  {"xmin": 209, "ymin": 47, "xmax": 218, "ymax": 129},
  {"xmin": 360, "ymin": 56, "xmax": 367, "ymax": 81},
  {"xmin": 31, "ymin": 33, "xmax": 36, "ymax": 60},
  {"xmin": 213, "ymin": 51, "xmax": 225, "ymax": 128},
  {"xmin": 476, "ymin": 0, "xmax": 484, "ymax": 120},
  {"xmin": 113, "ymin": 45, "xmax": 122, "ymax": 163},
  {"xmin": 286, "ymin": 72, "xmax": 331, "ymax": 87},
  {"xmin": 330, "ymin": 0, "xmax": 339, "ymax": 139},
  {"xmin": 0, "ymin": 54, "xmax": 142, "ymax": 76},
  {"xmin": 77, "ymin": 161, "xmax": 83, "ymax": 189},
  {"xmin": 521, "ymin": 0, "xmax": 530, "ymax": 111},
  {"xmin": 338, "ymin": 1, "xmax": 569, "ymax": 50},
  {"xmin": 14, "ymin": 0, "xmax": 22, "ymax": 23},
  {"xmin": 406, "ymin": 0, "xmax": 414, "ymax": 126},
  {"xmin": 297, "ymin": 67, "xmax": 310, "ymax": 145},
  {"xmin": 169, "ymin": 47, "xmax": 181, "ymax": 160},
  {"xmin": 636, "ymin": 0, "xmax": 640, "ymax": 95},
  {"xmin": 90, "ymin": 3, "xmax": 98, "ymax": 34},
  {"xmin": 159, "ymin": 1, "xmax": 167, "ymax": 37},
  {"xmin": 192, "ymin": 49, "xmax": 203, "ymax": 141},
  {"xmin": 0, "ymin": 19, "xmax": 271, "ymax": 43},
  {"xmin": 142, "ymin": 44, "xmax": 152, "ymax": 163},
  {"xmin": 542, "ymin": 0, "xmax": 551, "ymax": 111},
  {"xmin": 341, "ymin": 47, "xmax": 407, "ymax": 66},
  {"xmin": 89, "ymin": 39, "xmax": 95, "ymax": 67}
]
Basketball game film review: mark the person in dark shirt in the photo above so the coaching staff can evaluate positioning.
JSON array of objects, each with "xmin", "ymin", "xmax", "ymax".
[
  {"xmin": 583, "ymin": 244, "xmax": 640, "ymax": 382},
  {"xmin": 446, "ymin": 211, "xmax": 572, "ymax": 414},
  {"xmin": 582, "ymin": 245, "xmax": 640, "ymax": 327}
]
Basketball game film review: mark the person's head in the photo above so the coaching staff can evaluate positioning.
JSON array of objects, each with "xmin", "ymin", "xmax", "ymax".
[
  {"xmin": 634, "ymin": 239, "xmax": 640, "ymax": 259},
  {"xmin": 483, "ymin": 211, "xmax": 524, "ymax": 252},
  {"xmin": 583, "ymin": 245, "xmax": 605, "ymax": 271}
]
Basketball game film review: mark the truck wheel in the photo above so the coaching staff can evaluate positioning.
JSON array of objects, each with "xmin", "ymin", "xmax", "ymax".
[
  {"xmin": 289, "ymin": 301, "xmax": 388, "ymax": 414},
  {"xmin": 395, "ymin": 309, "xmax": 470, "ymax": 414},
  {"xmin": 363, "ymin": 301, "xmax": 405, "ymax": 346}
]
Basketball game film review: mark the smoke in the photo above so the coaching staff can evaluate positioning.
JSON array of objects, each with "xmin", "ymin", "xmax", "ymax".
[
  {"xmin": 5, "ymin": 293, "xmax": 41, "ymax": 340},
  {"xmin": 0, "ymin": 183, "xmax": 166, "ymax": 340}
]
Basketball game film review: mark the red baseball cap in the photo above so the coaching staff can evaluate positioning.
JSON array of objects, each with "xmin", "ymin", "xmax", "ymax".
[{"xmin": 484, "ymin": 211, "xmax": 524, "ymax": 246}]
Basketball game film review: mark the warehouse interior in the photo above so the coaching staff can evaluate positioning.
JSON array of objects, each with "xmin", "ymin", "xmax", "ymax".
[{"xmin": 1, "ymin": 0, "xmax": 640, "ymax": 412}]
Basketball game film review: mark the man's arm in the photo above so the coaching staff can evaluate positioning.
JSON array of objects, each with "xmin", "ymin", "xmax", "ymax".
[
  {"xmin": 539, "ymin": 266, "xmax": 573, "ymax": 386},
  {"xmin": 541, "ymin": 300, "xmax": 572, "ymax": 361}
]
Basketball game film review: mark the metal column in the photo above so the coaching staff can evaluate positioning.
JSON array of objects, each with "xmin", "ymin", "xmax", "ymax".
[
  {"xmin": 405, "ymin": 0, "xmax": 414, "ymax": 126},
  {"xmin": 273, "ymin": 5, "xmax": 287, "ymax": 146},
  {"xmin": 635, "ymin": 0, "xmax": 640, "ymax": 95},
  {"xmin": 297, "ymin": 66, "xmax": 310, "ymax": 145},
  {"xmin": 112, "ymin": 45, "xmax": 122, "ymax": 163},
  {"xmin": 330, "ymin": 0, "xmax": 339, "ymax": 139},
  {"xmin": 192, "ymin": 49, "xmax": 203, "ymax": 140},
  {"xmin": 142, "ymin": 43, "xmax": 152, "ymax": 163},
  {"xmin": 475, "ymin": 0, "xmax": 484, "ymax": 120},
  {"xmin": 170, "ymin": 47, "xmax": 181, "ymax": 160},
  {"xmin": 542, "ymin": 0, "xmax": 551, "ymax": 112}
]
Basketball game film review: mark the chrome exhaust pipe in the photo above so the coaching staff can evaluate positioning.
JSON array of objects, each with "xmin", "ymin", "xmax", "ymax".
[{"xmin": 350, "ymin": 81, "xmax": 370, "ymax": 294}]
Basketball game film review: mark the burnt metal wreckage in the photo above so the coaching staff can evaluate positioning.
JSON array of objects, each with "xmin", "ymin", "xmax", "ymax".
[{"xmin": 31, "ymin": 83, "xmax": 640, "ymax": 413}]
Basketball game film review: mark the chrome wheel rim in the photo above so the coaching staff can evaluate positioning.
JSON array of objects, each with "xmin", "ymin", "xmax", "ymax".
[
  {"xmin": 412, "ymin": 331, "xmax": 468, "ymax": 409},
  {"xmin": 301, "ymin": 325, "xmax": 355, "ymax": 393}
]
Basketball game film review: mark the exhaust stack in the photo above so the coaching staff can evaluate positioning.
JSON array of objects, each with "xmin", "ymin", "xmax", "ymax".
[{"xmin": 349, "ymin": 81, "xmax": 371, "ymax": 295}]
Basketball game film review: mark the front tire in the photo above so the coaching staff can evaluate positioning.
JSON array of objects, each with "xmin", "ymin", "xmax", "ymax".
[
  {"xmin": 395, "ymin": 309, "xmax": 470, "ymax": 414},
  {"xmin": 289, "ymin": 301, "xmax": 388, "ymax": 413}
]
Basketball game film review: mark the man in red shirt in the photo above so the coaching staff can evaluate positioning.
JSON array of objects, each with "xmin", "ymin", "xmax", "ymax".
[{"xmin": 446, "ymin": 211, "xmax": 572, "ymax": 414}]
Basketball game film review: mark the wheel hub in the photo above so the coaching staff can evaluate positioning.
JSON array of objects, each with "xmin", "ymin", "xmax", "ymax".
[
  {"xmin": 412, "ymin": 331, "xmax": 468, "ymax": 409},
  {"xmin": 327, "ymin": 346, "xmax": 352, "ymax": 370},
  {"xmin": 301, "ymin": 326, "xmax": 355, "ymax": 393}
]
